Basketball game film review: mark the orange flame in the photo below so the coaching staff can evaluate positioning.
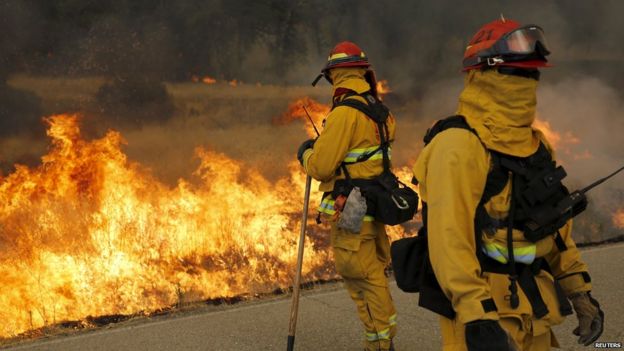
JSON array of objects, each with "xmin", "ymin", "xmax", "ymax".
[
  {"xmin": 228, "ymin": 80, "xmax": 238, "ymax": 87},
  {"xmin": 273, "ymin": 97, "xmax": 330, "ymax": 138},
  {"xmin": 376, "ymin": 80, "xmax": 391, "ymax": 98},
  {"xmin": 0, "ymin": 94, "xmax": 421, "ymax": 338},
  {"xmin": 533, "ymin": 118, "xmax": 590, "ymax": 160},
  {"xmin": 533, "ymin": 118, "xmax": 561, "ymax": 149},
  {"xmin": 613, "ymin": 209, "xmax": 624, "ymax": 229},
  {"xmin": 0, "ymin": 114, "xmax": 335, "ymax": 337},
  {"xmin": 202, "ymin": 76, "xmax": 217, "ymax": 84}
]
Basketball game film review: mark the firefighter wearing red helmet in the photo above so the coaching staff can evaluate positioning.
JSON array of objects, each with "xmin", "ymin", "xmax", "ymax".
[
  {"xmin": 411, "ymin": 19, "xmax": 603, "ymax": 350},
  {"xmin": 297, "ymin": 41, "xmax": 398, "ymax": 350}
]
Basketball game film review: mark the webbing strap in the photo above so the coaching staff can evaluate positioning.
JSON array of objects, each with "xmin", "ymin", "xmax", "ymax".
[
  {"xmin": 481, "ymin": 298, "xmax": 498, "ymax": 313},
  {"xmin": 555, "ymin": 280, "xmax": 573, "ymax": 316},
  {"xmin": 332, "ymin": 92, "xmax": 391, "ymax": 180},
  {"xmin": 554, "ymin": 230, "xmax": 568, "ymax": 251},
  {"xmin": 507, "ymin": 174, "xmax": 520, "ymax": 309},
  {"xmin": 517, "ymin": 264, "xmax": 549, "ymax": 318}
]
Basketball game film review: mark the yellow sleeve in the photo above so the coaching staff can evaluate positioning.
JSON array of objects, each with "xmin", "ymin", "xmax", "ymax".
[
  {"xmin": 544, "ymin": 220, "xmax": 592, "ymax": 296},
  {"xmin": 302, "ymin": 106, "xmax": 356, "ymax": 182},
  {"xmin": 418, "ymin": 129, "xmax": 498, "ymax": 323}
]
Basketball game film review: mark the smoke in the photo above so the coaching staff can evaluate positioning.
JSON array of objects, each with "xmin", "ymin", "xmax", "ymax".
[
  {"xmin": 93, "ymin": 78, "xmax": 175, "ymax": 127},
  {"xmin": 0, "ymin": 0, "xmax": 623, "ymax": 240},
  {"xmin": 1, "ymin": 1, "xmax": 623, "ymax": 84},
  {"xmin": 538, "ymin": 77, "xmax": 624, "ymax": 241},
  {"xmin": 390, "ymin": 74, "xmax": 624, "ymax": 242}
]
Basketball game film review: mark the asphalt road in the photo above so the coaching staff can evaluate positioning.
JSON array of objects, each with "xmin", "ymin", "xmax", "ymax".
[{"xmin": 5, "ymin": 243, "xmax": 624, "ymax": 351}]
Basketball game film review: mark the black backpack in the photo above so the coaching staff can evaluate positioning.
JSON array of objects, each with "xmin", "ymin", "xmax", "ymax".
[
  {"xmin": 331, "ymin": 92, "xmax": 419, "ymax": 226},
  {"xmin": 391, "ymin": 115, "xmax": 577, "ymax": 319}
]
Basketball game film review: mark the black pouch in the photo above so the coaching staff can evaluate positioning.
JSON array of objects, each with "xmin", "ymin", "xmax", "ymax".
[
  {"xmin": 390, "ymin": 233, "xmax": 427, "ymax": 292},
  {"xmin": 336, "ymin": 173, "xmax": 419, "ymax": 226},
  {"xmin": 364, "ymin": 172, "xmax": 419, "ymax": 225},
  {"xmin": 390, "ymin": 228, "xmax": 456, "ymax": 318},
  {"xmin": 332, "ymin": 178, "xmax": 354, "ymax": 199}
]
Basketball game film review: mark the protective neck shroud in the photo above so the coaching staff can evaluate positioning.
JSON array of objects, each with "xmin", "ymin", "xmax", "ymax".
[
  {"xmin": 330, "ymin": 68, "xmax": 371, "ymax": 96},
  {"xmin": 457, "ymin": 69, "xmax": 542, "ymax": 157}
]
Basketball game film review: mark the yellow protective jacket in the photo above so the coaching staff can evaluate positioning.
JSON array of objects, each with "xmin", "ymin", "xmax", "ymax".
[
  {"xmin": 302, "ymin": 68, "xmax": 396, "ymax": 206},
  {"xmin": 413, "ymin": 70, "xmax": 592, "ymax": 331}
]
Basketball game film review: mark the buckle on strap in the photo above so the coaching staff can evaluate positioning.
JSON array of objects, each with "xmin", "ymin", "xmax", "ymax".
[
  {"xmin": 391, "ymin": 194, "xmax": 409, "ymax": 210},
  {"xmin": 487, "ymin": 57, "xmax": 505, "ymax": 66}
]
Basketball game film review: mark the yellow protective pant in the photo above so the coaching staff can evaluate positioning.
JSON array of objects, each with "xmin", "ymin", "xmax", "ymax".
[
  {"xmin": 439, "ymin": 315, "xmax": 559, "ymax": 350},
  {"xmin": 434, "ymin": 262, "xmax": 566, "ymax": 350},
  {"xmin": 331, "ymin": 221, "xmax": 397, "ymax": 351}
]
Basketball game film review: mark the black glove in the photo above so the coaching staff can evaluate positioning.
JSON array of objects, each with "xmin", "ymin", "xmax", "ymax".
[
  {"xmin": 465, "ymin": 319, "xmax": 513, "ymax": 351},
  {"xmin": 570, "ymin": 292, "xmax": 604, "ymax": 346},
  {"xmin": 297, "ymin": 139, "xmax": 315, "ymax": 166}
]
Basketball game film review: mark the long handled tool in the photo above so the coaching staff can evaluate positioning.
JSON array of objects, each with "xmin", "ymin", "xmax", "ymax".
[
  {"xmin": 287, "ymin": 175, "xmax": 312, "ymax": 351},
  {"xmin": 287, "ymin": 105, "xmax": 320, "ymax": 351}
]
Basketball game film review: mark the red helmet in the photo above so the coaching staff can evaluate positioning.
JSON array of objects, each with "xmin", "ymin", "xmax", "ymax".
[
  {"xmin": 312, "ymin": 41, "xmax": 370, "ymax": 86},
  {"xmin": 324, "ymin": 41, "xmax": 370, "ymax": 71},
  {"xmin": 463, "ymin": 19, "xmax": 551, "ymax": 71}
]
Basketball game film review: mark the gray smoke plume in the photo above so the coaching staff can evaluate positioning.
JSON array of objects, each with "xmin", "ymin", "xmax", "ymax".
[{"xmin": 0, "ymin": 0, "xmax": 623, "ymax": 241}]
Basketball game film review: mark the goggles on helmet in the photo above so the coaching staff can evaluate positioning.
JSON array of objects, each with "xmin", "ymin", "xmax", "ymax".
[
  {"xmin": 463, "ymin": 25, "xmax": 550, "ymax": 69},
  {"xmin": 488, "ymin": 25, "xmax": 550, "ymax": 56}
]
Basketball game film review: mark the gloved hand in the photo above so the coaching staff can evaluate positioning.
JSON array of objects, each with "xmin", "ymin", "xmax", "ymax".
[
  {"xmin": 465, "ymin": 319, "xmax": 513, "ymax": 351},
  {"xmin": 570, "ymin": 292, "xmax": 604, "ymax": 346},
  {"xmin": 297, "ymin": 139, "xmax": 315, "ymax": 166}
]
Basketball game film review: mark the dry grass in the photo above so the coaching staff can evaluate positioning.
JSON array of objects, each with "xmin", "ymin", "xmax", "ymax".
[
  {"xmin": 7, "ymin": 75, "xmax": 107, "ymax": 113},
  {"xmin": 3, "ymin": 76, "xmax": 330, "ymax": 183},
  {"xmin": 3, "ymin": 74, "xmax": 623, "ymax": 239}
]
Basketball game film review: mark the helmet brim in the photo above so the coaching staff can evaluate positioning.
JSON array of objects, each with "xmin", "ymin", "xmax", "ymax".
[{"xmin": 324, "ymin": 61, "xmax": 371, "ymax": 72}]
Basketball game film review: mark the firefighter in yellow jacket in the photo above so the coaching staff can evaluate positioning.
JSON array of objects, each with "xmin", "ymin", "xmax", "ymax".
[
  {"xmin": 297, "ymin": 41, "xmax": 397, "ymax": 351},
  {"xmin": 412, "ymin": 19, "xmax": 604, "ymax": 350}
]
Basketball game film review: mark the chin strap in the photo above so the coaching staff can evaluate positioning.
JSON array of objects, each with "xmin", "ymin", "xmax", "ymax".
[{"xmin": 311, "ymin": 73, "xmax": 324, "ymax": 86}]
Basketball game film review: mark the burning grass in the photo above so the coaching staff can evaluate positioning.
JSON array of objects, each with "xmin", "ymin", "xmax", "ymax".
[
  {"xmin": 0, "ymin": 93, "xmax": 419, "ymax": 340},
  {"xmin": 0, "ymin": 75, "xmax": 621, "ymax": 342},
  {"xmin": 0, "ymin": 114, "xmax": 339, "ymax": 338}
]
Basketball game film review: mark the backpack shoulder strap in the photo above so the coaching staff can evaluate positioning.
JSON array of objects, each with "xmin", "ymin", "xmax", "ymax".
[
  {"xmin": 423, "ymin": 115, "xmax": 477, "ymax": 145},
  {"xmin": 332, "ymin": 92, "xmax": 390, "ymax": 124},
  {"xmin": 333, "ymin": 92, "xmax": 392, "ymax": 173},
  {"xmin": 422, "ymin": 115, "xmax": 506, "ymax": 202}
]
